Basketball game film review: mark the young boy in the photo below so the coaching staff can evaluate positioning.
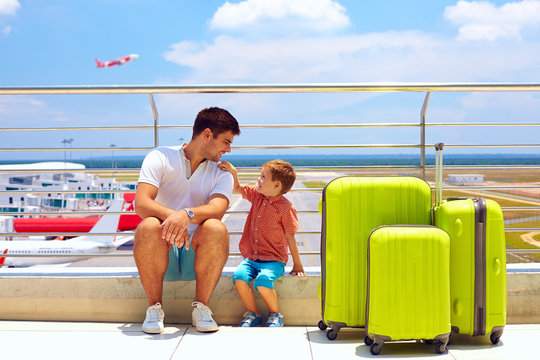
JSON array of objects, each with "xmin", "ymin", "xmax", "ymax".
[{"xmin": 218, "ymin": 159, "xmax": 305, "ymax": 327}]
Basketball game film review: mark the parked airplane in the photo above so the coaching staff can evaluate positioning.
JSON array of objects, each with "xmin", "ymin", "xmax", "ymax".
[
  {"xmin": 95, "ymin": 54, "xmax": 139, "ymax": 68},
  {"xmin": 0, "ymin": 200, "xmax": 132, "ymax": 267}
]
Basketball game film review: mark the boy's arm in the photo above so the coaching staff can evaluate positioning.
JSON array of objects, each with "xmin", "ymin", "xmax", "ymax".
[
  {"xmin": 286, "ymin": 232, "xmax": 305, "ymax": 277},
  {"xmin": 218, "ymin": 160, "xmax": 242, "ymax": 194}
]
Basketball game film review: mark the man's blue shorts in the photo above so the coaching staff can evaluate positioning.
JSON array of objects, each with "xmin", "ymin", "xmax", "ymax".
[
  {"xmin": 232, "ymin": 258, "xmax": 285, "ymax": 290},
  {"xmin": 163, "ymin": 231, "xmax": 196, "ymax": 282}
]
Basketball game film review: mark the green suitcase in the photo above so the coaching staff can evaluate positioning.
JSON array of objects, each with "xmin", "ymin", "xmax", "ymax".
[
  {"xmin": 434, "ymin": 198, "xmax": 507, "ymax": 343},
  {"xmin": 433, "ymin": 143, "xmax": 506, "ymax": 344},
  {"xmin": 319, "ymin": 176, "xmax": 432, "ymax": 340},
  {"xmin": 365, "ymin": 225, "xmax": 451, "ymax": 355}
]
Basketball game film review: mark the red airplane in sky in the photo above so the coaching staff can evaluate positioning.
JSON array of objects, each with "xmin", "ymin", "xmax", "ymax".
[{"xmin": 95, "ymin": 54, "xmax": 139, "ymax": 68}]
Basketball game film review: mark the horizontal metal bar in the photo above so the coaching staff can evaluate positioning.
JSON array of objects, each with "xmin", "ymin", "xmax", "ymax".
[
  {"xmin": 0, "ymin": 168, "xmax": 141, "ymax": 173},
  {"xmin": 0, "ymin": 211, "xmax": 130, "ymax": 216},
  {"xmin": 504, "ymin": 228, "xmax": 540, "ymax": 232},
  {"xmin": 426, "ymin": 123, "xmax": 540, "ymax": 127},
  {"xmin": 0, "ymin": 147, "xmax": 152, "ymax": 152},
  {"xmin": 506, "ymin": 249, "xmax": 540, "ymax": 253},
  {"xmin": 3, "ymin": 143, "xmax": 540, "ymax": 153},
  {"xmin": 2, "ymin": 230, "xmax": 321, "ymax": 237},
  {"xmin": 0, "ymin": 126, "xmax": 154, "ymax": 132},
  {"xmin": 1, "ymin": 249, "xmax": 539, "ymax": 258},
  {"xmin": 443, "ymin": 144, "xmax": 540, "ymax": 148},
  {"xmin": 2, "ymin": 122, "xmax": 540, "ymax": 133},
  {"xmin": 440, "ymin": 185, "xmax": 540, "ymax": 190},
  {"xmin": 160, "ymin": 123, "xmax": 420, "ymax": 129},
  {"xmin": 1, "ymin": 83, "xmax": 540, "ymax": 95},
  {"xmin": 2, "ymin": 190, "xmax": 132, "ymax": 194},
  {"xmin": 0, "ymin": 209, "xmax": 319, "ymax": 217},
  {"xmin": 0, "ymin": 250, "xmax": 322, "ymax": 258},
  {"xmin": 2, "ymin": 232, "xmax": 133, "ymax": 237},
  {"xmin": 502, "ymin": 207, "xmax": 540, "ymax": 211}
]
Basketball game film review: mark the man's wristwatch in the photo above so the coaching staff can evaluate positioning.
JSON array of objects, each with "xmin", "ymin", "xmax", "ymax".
[{"xmin": 184, "ymin": 208, "xmax": 195, "ymax": 220}]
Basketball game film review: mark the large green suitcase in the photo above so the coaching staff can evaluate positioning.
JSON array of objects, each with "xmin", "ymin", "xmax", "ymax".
[
  {"xmin": 365, "ymin": 225, "xmax": 451, "ymax": 355},
  {"xmin": 319, "ymin": 176, "xmax": 432, "ymax": 340},
  {"xmin": 433, "ymin": 143, "xmax": 506, "ymax": 344},
  {"xmin": 434, "ymin": 198, "xmax": 507, "ymax": 343}
]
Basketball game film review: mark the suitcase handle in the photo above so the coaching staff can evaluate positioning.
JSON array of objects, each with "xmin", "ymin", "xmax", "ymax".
[
  {"xmin": 446, "ymin": 196, "xmax": 472, "ymax": 201},
  {"xmin": 435, "ymin": 143, "xmax": 444, "ymax": 207}
]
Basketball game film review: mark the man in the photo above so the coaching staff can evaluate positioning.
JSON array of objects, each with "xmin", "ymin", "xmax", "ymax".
[{"xmin": 134, "ymin": 107, "xmax": 240, "ymax": 333}]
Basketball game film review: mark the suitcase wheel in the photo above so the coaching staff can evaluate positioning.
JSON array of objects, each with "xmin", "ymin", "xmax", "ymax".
[
  {"xmin": 370, "ymin": 342, "xmax": 382, "ymax": 355},
  {"xmin": 490, "ymin": 332, "xmax": 501, "ymax": 345},
  {"xmin": 318, "ymin": 320, "xmax": 328, "ymax": 331},
  {"xmin": 435, "ymin": 340, "xmax": 446, "ymax": 354},
  {"xmin": 326, "ymin": 329, "xmax": 338, "ymax": 340},
  {"xmin": 364, "ymin": 335, "xmax": 374, "ymax": 346}
]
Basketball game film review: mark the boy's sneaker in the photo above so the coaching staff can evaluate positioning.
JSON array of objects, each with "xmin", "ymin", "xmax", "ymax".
[
  {"xmin": 265, "ymin": 312, "xmax": 284, "ymax": 327},
  {"xmin": 142, "ymin": 303, "xmax": 164, "ymax": 334},
  {"xmin": 192, "ymin": 301, "xmax": 219, "ymax": 332},
  {"xmin": 239, "ymin": 311, "xmax": 263, "ymax": 327}
]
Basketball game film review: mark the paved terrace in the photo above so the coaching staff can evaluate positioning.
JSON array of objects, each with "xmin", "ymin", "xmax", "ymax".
[{"xmin": 1, "ymin": 263, "xmax": 539, "ymax": 359}]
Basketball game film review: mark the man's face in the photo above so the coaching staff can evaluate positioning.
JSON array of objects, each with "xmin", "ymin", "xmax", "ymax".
[{"xmin": 205, "ymin": 130, "xmax": 234, "ymax": 162}]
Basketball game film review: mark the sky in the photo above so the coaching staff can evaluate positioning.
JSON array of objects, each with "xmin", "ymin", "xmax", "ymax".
[{"xmin": 1, "ymin": 0, "xmax": 540, "ymax": 161}]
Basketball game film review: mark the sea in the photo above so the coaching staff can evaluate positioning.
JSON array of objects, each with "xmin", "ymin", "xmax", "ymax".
[{"xmin": 3, "ymin": 154, "xmax": 540, "ymax": 168}]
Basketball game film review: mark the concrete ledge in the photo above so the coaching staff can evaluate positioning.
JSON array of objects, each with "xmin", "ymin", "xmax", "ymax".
[{"xmin": 1, "ymin": 265, "xmax": 538, "ymax": 325}]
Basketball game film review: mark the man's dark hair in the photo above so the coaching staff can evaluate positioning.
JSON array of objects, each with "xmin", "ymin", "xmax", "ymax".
[{"xmin": 192, "ymin": 107, "xmax": 241, "ymax": 139}]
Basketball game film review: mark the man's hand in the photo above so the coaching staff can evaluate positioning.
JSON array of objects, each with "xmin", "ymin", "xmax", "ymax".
[{"xmin": 159, "ymin": 210, "xmax": 191, "ymax": 250}]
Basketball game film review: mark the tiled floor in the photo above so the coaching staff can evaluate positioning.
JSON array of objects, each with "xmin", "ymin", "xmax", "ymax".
[{"xmin": 0, "ymin": 321, "xmax": 538, "ymax": 360}]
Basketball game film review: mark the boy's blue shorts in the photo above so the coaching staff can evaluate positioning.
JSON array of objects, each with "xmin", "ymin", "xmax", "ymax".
[
  {"xmin": 163, "ymin": 231, "xmax": 196, "ymax": 282},
  {"xmin": 232, "ymin": 258, "xmax": 285, "ymax": 290}
]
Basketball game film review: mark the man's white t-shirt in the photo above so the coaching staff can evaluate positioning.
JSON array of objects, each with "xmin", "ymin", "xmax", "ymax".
[{"xmin": 138, "ymin": 146, "xmax": 233, "ymax": 232}]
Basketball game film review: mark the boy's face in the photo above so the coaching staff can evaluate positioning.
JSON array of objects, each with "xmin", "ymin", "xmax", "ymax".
[{"xmin": 257, "ymin": 166, "xmax": 282, "ymax": 197}]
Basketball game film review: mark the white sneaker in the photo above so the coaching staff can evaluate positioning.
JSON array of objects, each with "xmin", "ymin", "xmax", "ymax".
[
  {"xmin": 142, "ymin": 303, "xmax": 164, "ymax": 334},
  {"xmin": 192, "ymin": 301, "xmax": 218, "ymax": 332}
]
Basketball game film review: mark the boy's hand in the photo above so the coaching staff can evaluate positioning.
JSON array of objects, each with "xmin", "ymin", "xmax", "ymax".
[
  {"xmin": 218, "ymin": 160, "xmax": 236, "ymax": 174},
  {"xmin": 290, "ymin": 264, "xmax": 306, "ymax": 277}
]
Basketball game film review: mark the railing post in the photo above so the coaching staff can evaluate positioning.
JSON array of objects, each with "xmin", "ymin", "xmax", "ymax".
[
  {"xmin": 149, "ymin": 94, "xmax": 159, "ymax": 147},
  {"xmin": 420, "ymin": 91, "xmax": 431, "ymax": 180}
]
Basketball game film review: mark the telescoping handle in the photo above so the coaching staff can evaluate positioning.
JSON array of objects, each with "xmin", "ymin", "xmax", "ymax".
[{"xmin": 435, "ymin": 143, "xmax": 444, "ymax": 207}]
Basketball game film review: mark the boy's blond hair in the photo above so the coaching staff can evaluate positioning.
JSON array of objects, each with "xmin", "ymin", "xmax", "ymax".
[{"xmin": 263, "ymin": 159, "xmax": 296, "ymax": 194}]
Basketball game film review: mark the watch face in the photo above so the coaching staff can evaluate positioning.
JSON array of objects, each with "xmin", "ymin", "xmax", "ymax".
[{"xmin": 185, "ymin": 208, "xmax": 194, "ymax": 218}]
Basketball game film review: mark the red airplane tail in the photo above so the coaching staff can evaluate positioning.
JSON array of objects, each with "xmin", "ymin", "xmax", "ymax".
[{"xmin": 95, "ymin": 58, "xmax": 105, "ymax": 68}]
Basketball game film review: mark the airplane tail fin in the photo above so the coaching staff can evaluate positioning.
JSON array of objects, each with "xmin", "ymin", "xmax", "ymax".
[
  {"xmin": 71, "ymin": 199, "xmax": 124, "ymax": 246},
  {"xmin": 95, "ymin": 58, "xmax": 105, "ymax": 68}
]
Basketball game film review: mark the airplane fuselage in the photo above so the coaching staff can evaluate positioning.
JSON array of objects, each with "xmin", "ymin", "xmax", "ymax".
[{"xmin": 0, "ymin": 240, "xmax": 118, "ymax": 267}]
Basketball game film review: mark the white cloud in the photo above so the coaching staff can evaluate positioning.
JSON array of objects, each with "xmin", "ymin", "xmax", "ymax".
[
  {"xmin": 163, "ymin": 29, "xmax": 540, "ymax": 84},
  {"xmin": 1, "ymin": 24, "xmax": 11, "ymax": 35},
  {"xmin": 444, "ymin": 0, "xmax": 540, "ymax": 41},
  {"xmin": 0, "ymin": 0, "xmax": 20, "ymax": 16},
  {"xmin": 209, "ymin": 0, "xmax": 350, "ymax": 32}
]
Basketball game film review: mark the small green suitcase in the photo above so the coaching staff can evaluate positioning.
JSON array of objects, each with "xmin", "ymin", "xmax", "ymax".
[
  {"xmin": 365, "ymin": 225, "xmax": 451, "ymax": 355},
  {"xmin": 319, "ymin": 176, "xmax": 432, "ymax": 340}
]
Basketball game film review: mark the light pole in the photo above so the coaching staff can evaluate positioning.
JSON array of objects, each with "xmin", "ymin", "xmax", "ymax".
[
  {"xmin": 61, "ymin": 138, "xmax": 74, "ymax": 164},
  {"xmin": 110, "ymin": 144, "xmax": 117, "ymax": 170}
]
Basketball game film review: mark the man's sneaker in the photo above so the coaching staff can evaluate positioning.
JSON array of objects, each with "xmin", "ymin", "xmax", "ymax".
[
  {"xmin": 192, "ymin": 301, "xmax": 219, "ymax": 332},
  {"xmin": 142, "ymin": 303, "xmax": 164, "ymax": 334},
  {"xmin": 239, "ymin": 311, "xmax": 263, "ymax": 327},
  {"xmin": 265, "ymin": 312, "xmax": 284, "ymax": 327}
]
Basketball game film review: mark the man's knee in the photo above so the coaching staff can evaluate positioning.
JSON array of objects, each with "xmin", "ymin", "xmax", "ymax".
[
  {"xmin": 193, "ymin": 219, "xmax": 229, "ymax": 251},
  {"xmin": 134, "ymin": 217, "xmax": 161, "ymax": 243},
  {"xmin": 201, "ymin": 218, "xmax": 228, "ymax": 236}
]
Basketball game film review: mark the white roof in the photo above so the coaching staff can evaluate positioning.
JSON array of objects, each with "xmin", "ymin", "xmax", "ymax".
[{"xmin": 0, "ymin": 162, "xmax": 86, "ymax": 170}]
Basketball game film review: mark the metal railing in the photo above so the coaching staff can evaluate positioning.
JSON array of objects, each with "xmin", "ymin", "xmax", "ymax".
[{"xmin": 1, "ymin": 83, "xmax": 540, "ymax": 264}]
